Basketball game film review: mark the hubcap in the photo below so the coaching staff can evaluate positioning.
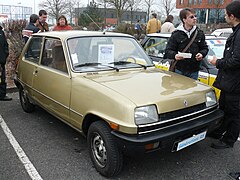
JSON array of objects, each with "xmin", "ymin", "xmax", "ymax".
[
  {"xmin": 91, "ymin": 133, "xmax": 107, "ymax": 168},
  {"xmin": 21, "ymin": 89, "xmax": 27, "ymax": 104}
]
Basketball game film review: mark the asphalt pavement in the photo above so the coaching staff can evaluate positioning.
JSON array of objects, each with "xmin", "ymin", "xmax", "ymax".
[{"xmin": 0, "ymin": 92, "xmax": 240, "ymax": 180}]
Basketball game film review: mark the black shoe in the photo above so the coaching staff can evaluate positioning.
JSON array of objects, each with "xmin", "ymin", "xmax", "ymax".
[
  {"xmin": 0, "ymin": 95, "xmax": 12, "ymax": 101},
  {"xmin": 229, "ymin": 172, "xmax": 240, "ymax": 180},
  {"xmin": 211, "ymin": 140, "xmax": 233, "ymax": 149},
  {"xmin": 207, "ymin": 132, "xmax": 222, "ymax": 140}
]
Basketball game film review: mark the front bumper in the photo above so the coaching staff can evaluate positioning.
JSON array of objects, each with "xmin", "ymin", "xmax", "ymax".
[{"xmin": 111, "ymin": 109, "xmax": 223, "ymax": 155}]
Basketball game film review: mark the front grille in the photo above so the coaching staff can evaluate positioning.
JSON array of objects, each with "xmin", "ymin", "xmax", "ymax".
[
  {"xmin": 138, "ymin": 104, "xmax": 218, "ymax": 134},
  {"xmin": 159, "ymin": 103, "xmax": 206, "ymax": 121}
]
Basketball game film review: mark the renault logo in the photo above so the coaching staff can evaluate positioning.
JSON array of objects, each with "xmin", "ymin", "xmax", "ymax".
[{"xmin": 184, "ymin": 100, "xmax": 188, "ymax": 107}]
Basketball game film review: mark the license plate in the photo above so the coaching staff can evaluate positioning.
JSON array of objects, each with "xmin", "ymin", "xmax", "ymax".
[{"xmin": 176, "ymin": 131, "xmax": 207, "ymax": 151}]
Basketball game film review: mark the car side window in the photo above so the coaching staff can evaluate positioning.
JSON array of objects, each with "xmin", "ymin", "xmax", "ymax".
[
  {"xmin": 24, "ymin": 37, "xmax": 43, "ymax": 64},
  {"xmin": 143, "ymin": 37, "xmax": 167, "ymax": 58},
  {"xmin": 41, "ymin": 39, "xmax": 68, "ymax": 73}
]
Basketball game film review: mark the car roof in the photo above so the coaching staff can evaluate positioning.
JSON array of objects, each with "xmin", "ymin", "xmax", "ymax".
[
  {"xmin": 146, "ymin": 33, "xmax": 171, "ymax": 38},
  {"xmin": 32, "ymin": 30, "xmax": 133, "ymax": 40},
  {"xmin": 212, "ymin": 28, "xmax": 232, "ymax": 32},
  {"xmin": 211, "ymin": 28, "xmax": 232, "ymax": 36},
  {"xmin": 146, "ymin": 33, "xmax": 227, "ymax": 40}
]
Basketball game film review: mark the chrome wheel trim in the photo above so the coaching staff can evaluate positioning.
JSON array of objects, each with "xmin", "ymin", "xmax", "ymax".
[
  {"xmin": 21, "ymin": 89, "xmax": 27, "ymax": 105},
  {"xmin": 91, "ymin": 132, "xmax": 107, "ymax": 168}
]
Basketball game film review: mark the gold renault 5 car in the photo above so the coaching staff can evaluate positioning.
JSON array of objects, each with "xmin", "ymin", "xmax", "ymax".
[{"xmin": 15, "ymin": 30, "xmax": 223, "ymax": 177}]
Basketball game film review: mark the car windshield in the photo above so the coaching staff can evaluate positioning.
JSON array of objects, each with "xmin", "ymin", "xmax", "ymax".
[
  {"xmin": 67, "ymin": 36, "xmax": 153, "ymax": 72},
  {"xmin": 206, "ymin": 39, "xmax": 226, "ymax": 59}
]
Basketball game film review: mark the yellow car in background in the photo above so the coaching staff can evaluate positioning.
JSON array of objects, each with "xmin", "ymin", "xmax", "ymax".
[{"xmin": 141, "ymin": 33, "xmax": 227, "ymax": 99}]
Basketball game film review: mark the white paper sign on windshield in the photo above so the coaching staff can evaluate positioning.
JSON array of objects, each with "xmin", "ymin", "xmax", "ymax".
[
  {"xmin": 98, "ymin": 44, "xmax": 114, "ymax": 64},
  {"xmin": 71, "ymin": 53, "xmax": 78, "ymax": 64}
]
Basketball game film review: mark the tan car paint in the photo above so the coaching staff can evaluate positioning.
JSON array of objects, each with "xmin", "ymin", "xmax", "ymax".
[{"xmin": 17, "ymin": 31, "xmax": 215, "ymax": 135}]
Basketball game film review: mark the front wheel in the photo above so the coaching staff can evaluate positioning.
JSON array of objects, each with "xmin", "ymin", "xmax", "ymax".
[
  {"xmin": 19, "ymin": 86, "xmax": 35, "ymax": 113},
  {"xmin": 87, "ymin": 121, "xmax": 123, "ymax": 177}
]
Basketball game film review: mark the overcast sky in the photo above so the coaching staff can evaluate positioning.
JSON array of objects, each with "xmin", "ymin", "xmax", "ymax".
[{"xmin": 0, "ymin": 0, "xmax": 89, "ymax": 14}]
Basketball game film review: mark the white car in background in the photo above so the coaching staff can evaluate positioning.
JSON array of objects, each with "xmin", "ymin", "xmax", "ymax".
[{"xmin": 211, "ymin": 28, "xmax": 232, "ymax": 37}]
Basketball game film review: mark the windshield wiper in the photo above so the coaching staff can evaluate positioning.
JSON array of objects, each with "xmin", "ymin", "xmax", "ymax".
[
  {"xmin": 110, "ymin": 61, "xmax": 148, "ymax": 70},
  {"xmin": 109, "ymin": 61, "xmax": 132, "ymax": 65},
  {"xmin": 74, "ymin": 62, "xmax": 101, "ymax": 68},
  {"xmin": 74, "ymin": 62, "xmax": 120, "ymax": 72}
]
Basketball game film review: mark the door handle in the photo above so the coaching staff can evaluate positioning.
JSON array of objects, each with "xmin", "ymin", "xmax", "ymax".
[{"xmin": 33, "ymin": 70, "xmax": 38, "ymax": 75}]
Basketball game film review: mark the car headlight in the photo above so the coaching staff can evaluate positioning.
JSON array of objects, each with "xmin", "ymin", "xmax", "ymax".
[
  {"xmin": 135, "ymin": 105, "xmax": 158, "ymax": 125},
  {"xmin": 206, "ymin": 91, "xmax": 217, "ymax": 107}
]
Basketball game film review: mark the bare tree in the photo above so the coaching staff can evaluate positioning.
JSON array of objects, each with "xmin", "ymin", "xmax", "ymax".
[
  {"xmin": 127, "ymin": 0, "xmax": 143, "ymax": 24},
  {"xmin": 65, "ymin": 0, "xmax": 82, "ymax": 25},
  {"xmin": 97, "ymin": 0, "xmax": 129, "ymax": 24},
  {"xmin": 143, "ymin": 0, "xmax": 155, "ymax": 22},
  {"xmin": 94, "ymin": 0, "xmax": 111, "ymax": 25},
  {"xmin": 212, "ymin": 0, "xmax": 224, "ymax": 24},
  {"xmin": 159, "ymin": 0, "xmax": 175, "ymax": 16},
  {"xmin": 39, "ymin": 0, "xmax": 70, "ymax": 21}
]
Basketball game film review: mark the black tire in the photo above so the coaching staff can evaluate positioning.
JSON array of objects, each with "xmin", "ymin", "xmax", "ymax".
[
  {"xmin": 87, "ymin": 121, "xmax": 123, "ymax": 177},
  {"xmin": 19, "ymin": 86, "xmax": 35, "ymax": 113}
]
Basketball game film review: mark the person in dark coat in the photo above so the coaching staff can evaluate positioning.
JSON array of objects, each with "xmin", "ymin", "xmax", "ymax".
[
  {"xmin": 0, "ymin": 25, "xmax": 12, "ymax": 101},
  {"xmin": 229, "ymin": 172, "xmax": 240, "ymax": 180},
  {"xmin": 164, "ymin": 8, "xmax": 208, "ymax": 80},
  {"xmin": 209, "ymin": 1, "xmax": 240, "ymax": 149},
  {"xmin": 22, "ymin": 14, "xmax": 40, "ymax": 43}
]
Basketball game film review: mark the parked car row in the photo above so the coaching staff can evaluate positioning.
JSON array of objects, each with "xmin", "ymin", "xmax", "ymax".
[
  {"xmin": 140, "ymin": 33, "xmax": 227, "ymax": 99},
  {"xmin": 15, "ymin": 30, "xmax": 224, "ymax": 177}
]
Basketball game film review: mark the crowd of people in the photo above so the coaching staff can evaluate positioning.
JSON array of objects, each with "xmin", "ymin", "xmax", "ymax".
[
  {"xmin": 22, "ymin": 10, "xmax": 73, "ymax": 43},
  {"xmin": 1, "ymin": 1, "xmax": 240, "ymax": 179}
]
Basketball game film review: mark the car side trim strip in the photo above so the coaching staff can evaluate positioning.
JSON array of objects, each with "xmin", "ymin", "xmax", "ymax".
[
  {"xmin": 18, "ymin": 79, "xmax": 84, "ymax": 117},
  {"xmin": 18, "ymin": 79, "xmax": 69, "ymax": 110},
  {"xmin": 69, "ymin": 108, "xmax": 83, "ymax": 117}
]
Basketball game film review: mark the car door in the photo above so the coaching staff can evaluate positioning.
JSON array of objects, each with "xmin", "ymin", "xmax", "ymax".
[
  {"xmin": 32, "ymin": 38, "xmax": 71, "ymax": 121},
  {"xmin": 19, "ymin": 36, "xmax": 43, "ymax": 97}
]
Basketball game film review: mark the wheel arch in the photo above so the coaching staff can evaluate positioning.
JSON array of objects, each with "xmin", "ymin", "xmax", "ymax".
[{"xmin": 82, "ymin": 114, "xmax": 109, "ymax": 136}]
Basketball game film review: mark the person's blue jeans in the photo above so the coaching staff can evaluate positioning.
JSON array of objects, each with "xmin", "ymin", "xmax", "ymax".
[{"xmin": 175, "ymin": 69, "xmax": 199, "ymax": 80}]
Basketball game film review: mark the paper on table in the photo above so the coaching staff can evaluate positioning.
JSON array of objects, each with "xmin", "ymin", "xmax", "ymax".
[{"xmin": 178, "ymin": 52, "xmax": 192, "ymax": 58}]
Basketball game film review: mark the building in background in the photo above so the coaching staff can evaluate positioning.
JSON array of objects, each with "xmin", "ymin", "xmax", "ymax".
[
  {"xmin": 176, "ymin": 0, "xmax": 232, "ymax": 24},
  {"xmin": 0, "ymin": 4, "xmax": 32, "ymax": 21},
  {"xmin": 75, "ymin": 7, "xmax": 147, "ymax": 25}
]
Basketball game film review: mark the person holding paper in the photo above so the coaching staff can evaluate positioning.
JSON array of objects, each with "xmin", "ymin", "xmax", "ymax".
[
  {"xmin": 164, "ymin": 8, "xmax": 208, "ymax": 80},
  {"xmin": 208, "ymin": 1, "xmax": 240, "ymax": 149}
]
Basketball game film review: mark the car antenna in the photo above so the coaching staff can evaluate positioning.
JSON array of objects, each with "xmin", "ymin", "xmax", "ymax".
[{"xmin": 84, "ymin": 13, "xmax": 106, "ymax": 34}]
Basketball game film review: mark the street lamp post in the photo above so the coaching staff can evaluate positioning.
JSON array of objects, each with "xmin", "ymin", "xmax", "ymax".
[{"xmin": 33, "ymin": 0, "xmax": 35, "ymax": 13}]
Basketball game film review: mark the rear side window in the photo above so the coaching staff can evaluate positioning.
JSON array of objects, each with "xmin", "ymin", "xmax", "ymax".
[
  {"xmin": 24, "ymin": 37, "xmax": 43, "ymax": 64},
  {"xmin": 41, "ymin": 38, "xmax": 68, "ymax": 73}
]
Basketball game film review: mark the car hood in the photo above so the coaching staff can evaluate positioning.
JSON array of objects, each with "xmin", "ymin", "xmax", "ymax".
[{"xmin": 83, "ymin": 68, "xmax": 210, "ymax": 113}]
